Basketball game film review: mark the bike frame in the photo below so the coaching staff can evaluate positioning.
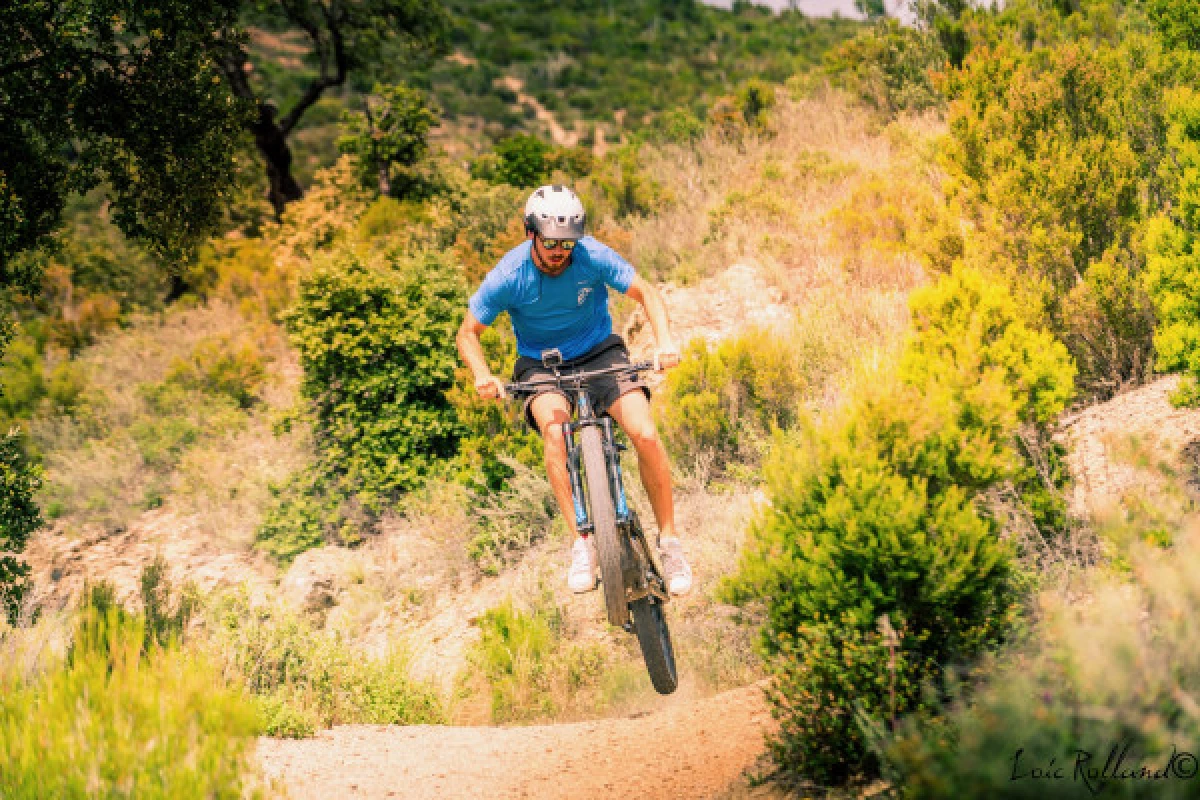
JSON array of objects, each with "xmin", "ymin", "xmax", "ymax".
[{"xmin": 506, "ymin": 357, "xmax": 667, "ymax": 607}]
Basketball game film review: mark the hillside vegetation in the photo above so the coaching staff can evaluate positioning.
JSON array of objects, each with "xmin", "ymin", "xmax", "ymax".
[{"xmin": 5, "ymin": 0, "xmax": 1200, "ymax": 795}]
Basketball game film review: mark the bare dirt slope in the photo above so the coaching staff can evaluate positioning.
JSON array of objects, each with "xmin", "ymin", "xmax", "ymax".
[
  {"xmin": 258, "ymin": 684, "xmax": 777, "ymax": 800},
  {"xmin": 1056, "ymin": 374, "xmax": 1200, "ymax": 516}
]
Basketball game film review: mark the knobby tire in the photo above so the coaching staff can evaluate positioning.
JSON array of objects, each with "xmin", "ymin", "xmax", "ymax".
[
  {"xmin": 580, "ymin": 425, "xmax": 626, "ymax": 627},
  {"xmin": 631, "ymin": 595, "xmax": 678, "ymax": 695}
]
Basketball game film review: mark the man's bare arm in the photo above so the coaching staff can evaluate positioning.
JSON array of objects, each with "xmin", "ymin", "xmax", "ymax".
[
  {"xmin": 625, "ymin": 275, "xmax": 679, "ymax": 368},
  {"xmin": 456, "ymin": 311, "xmax": 506, "ymax": 398}
]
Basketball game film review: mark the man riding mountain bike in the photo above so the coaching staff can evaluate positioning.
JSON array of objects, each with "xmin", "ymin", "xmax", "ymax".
[{"xmin": 456, "ymin": 184, "xmax": 693, "ymax": 596}]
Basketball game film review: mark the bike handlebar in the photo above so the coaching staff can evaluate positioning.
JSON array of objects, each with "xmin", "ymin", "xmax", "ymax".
[{"xmin": 505, "ymin": 360, "xmax": 656, "ymax": 397}]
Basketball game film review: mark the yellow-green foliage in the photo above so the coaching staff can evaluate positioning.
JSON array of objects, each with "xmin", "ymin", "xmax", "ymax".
[
  {"xmin": 582, "ymin": 141, "xmax": 673, "ymax": 220},
  {"xmin": 1144, "ymin": 88, "xmax": 1200, "ymax": 406},
  {"xmin": 823, "ymin": 18, "xmax": 945, "ymax": 114},
  {"xmin": 0, "ymin": 607, "xmax": 261, "ymax": 798},
  {"xmin": 469, "ymin": 597, "xmax": 607, "ymax": 723},
  {"xmin": 656, "ymin": 322, "xmax": 856, "ymax": 466},
  {"xmin": 729, "ymin": 268, "xmax": 1075, "ymax": 785},
  {"xmin": 192, "ymin": 238, "xmax": 296, "ymax": 320},
  {"xmin": 166, "ymin": 334, "xmax": 269, "ymax": 410},
  {"xmin": 446, "ymin": 321, "xmax": 543, "ymax": 494},
  {"xmin": 828, "ymin": 174, "xmax": 940, "ymax": 280},
  {"xmin": 208, "ymin": 593, "xmax": 443, "ymax": 737},
  {"xmin": 886, "ymin": 524, "xmax": 1200, "ymax": 798},
  {"xmin": 902, "ymin": 266, "xmax": 1077, "ymax": 428},
  {"xmin": 940, "ymin": 22, "xmax": 1172, "ymax": 397}
]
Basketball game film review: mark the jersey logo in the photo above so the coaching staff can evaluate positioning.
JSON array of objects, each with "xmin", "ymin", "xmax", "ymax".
[{"xmin": 577, "ymin": 286, "xmax": 593, "ymax": 305}]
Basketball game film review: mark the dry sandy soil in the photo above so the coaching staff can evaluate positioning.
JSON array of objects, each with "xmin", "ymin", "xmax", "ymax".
[{"xmin": 258, "ymin": 683, "xmax": 779, "ymax": 800}]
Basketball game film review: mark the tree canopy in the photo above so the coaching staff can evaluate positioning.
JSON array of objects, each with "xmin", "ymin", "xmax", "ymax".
[{"xmin": 1, "ymin": 0, "xmax": 250, "ymax": 279}]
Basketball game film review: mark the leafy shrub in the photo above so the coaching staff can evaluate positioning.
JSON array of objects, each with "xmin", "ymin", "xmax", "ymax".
[
  {"xmin": 825, "ymin": 20, "xmax": 945, "ymax": 115},
  {"xmin": 0, "ymin": 432, "xmax": 41, "ymax": 622},
  {"xmin": 0, "ymin": 328, "xmax": 88, "ymax": 428},
  {"xmin": 166, "ymin": 335, "xmax": 269, "ymax": 409},
  {"xmin": 139, "ymin": 555, "xmax": 200, "ymax": 651},
  {"xmin": 1144, "ymin": 88, "xmax": 1200, "ymax": 406},
  {"xmin": 254, "ymin": 470, "xmax": 372, "ymax": 562},
  {"xmin": 487, "ymin": 134, "xmax": 553, "ymax": 188},
  {"xmin": 192, "ymin": 238, "xmax": 295, "ymax": 320},
  {"xmin": 583, "ymin": 141, "xmax": 672, "ymax": 219},
  {"xmin": 338, "ymin": 83, "xmax": 439, "ymax": 199},
  {"xmin": 470, "ymin": 597, "xmax": 607, "ymax": 723},
  {"xmin": 885, "ymin": 529, "xmax": 1200, "ymax": 799},
  {"xmin": 941, "ymin": 34, "xmax": 1170, "ymax": 397},
  {"xmin": 207, "ymin": 592, "xmax": 442, "ymax": 737},
  {"xmin": 465, "ymin": 457, "xmax": 557, "ymax": 575},
  {"xmin": 0, "ymin": 605, "xmax": 261, "ymax": 798},
  {"xmin": 727, "ymin": 268, "xmax": 1074, "ymax": 786},
  {"xmin": 655, "ymin": 325, "xmax": 833, "ymax": 466},
  {"xmin": 736, "ymin": 79, "xmax": 778, "ymax": 130},
  {"xmin": 828, "ymin": 174, "xmax": 940, "ymax": 280},
  {"xmin": 285, "ymin": 247, "xmax": 465, "ymax": 510},
  {"xmin": 446, "ymin": 320, "xmax": 542, "ymax": 494}
]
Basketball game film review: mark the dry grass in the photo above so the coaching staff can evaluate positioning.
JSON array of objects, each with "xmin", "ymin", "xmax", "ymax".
[
  {"xmin": 626, "ymin": 87, "xmax": 942, "ymax": 297},
  {"xmin": 30, "ymin": 300, "xmax": 302, "ymax": 537}
]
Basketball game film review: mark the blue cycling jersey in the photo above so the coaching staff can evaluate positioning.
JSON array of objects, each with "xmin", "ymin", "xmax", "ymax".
[{"xmin": 468, "ymin": 236, "xmax": 636, "ymax": 361}]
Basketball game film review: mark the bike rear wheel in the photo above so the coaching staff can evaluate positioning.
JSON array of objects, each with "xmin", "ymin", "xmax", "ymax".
[
  {"xmin": 580, "ymin": 425, "xmax": 626, "ymax": 627},
  {"xmin": 631, "ymin": 596, "xmax": 678, "ymax": 694}
]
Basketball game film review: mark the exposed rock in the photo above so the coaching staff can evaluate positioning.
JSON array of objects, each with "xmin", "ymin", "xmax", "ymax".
[
  {"xmin": 624, "ymin": 263, "xmax": 793, "ymax": 367},
  {"xmin": 22, "ymin": 509, "xmax": 275, "ymax": 611},
  {"xmin": 280, "ymin": 547, "xmax": 359, "ymax": 612}
]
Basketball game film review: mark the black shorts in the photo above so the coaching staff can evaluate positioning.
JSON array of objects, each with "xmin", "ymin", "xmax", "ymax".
[{"xmin": 513, "ymin": 334, "xmax": 650, "ymax": 431}]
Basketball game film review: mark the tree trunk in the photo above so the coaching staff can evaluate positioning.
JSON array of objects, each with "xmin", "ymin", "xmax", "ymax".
[{"xmin": 253, "ymin": 103, "xmax": 304, "ymax": 219}]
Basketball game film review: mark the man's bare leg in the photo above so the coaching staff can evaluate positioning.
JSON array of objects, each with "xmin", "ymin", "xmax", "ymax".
[
  {"xmin": 531, "ymin": 393, "xmax": 602, "ymax": 593},
  {"xmin": 607, "ymin": 389, "xmax": 691, "ymax": 594},
  {"xmin": 606, "ymin": 390, "xmax": 676, "ymax": 539},
  {"xmin": 530, "ymin": 393, "xmax": 577, "ymax": 535}
]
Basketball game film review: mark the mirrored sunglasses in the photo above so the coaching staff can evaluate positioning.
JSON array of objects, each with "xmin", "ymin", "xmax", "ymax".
[{"xmin": 539, "ymin": 237, "xmax": 577, "ymax": 251}]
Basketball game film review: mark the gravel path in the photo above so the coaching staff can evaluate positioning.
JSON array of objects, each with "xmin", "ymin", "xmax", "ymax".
[{"xmin": 258, "ymin": 684, "xmax": 773, "ymax": 800}]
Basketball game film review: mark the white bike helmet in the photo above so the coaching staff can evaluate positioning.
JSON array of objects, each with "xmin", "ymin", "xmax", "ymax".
[{"xmin": 524, "ymin": 184, "xmax": 586, "ymax": 240}]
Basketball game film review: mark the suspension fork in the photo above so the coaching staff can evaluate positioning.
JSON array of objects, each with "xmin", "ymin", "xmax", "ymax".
[
  {"xmin": 563, "ymin": 422, "xmax": 592, "ymax": 534},
  {"xmin": 601, "ymin": 417, "xmax": 631, "ymax": 521}
]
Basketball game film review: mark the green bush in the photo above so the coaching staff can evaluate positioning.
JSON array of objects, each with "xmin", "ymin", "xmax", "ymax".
[
  {"xmin": 338, "ymin": 83, "xmax": 439, "ymax": 199},
  {"xmin": 583, "ymin": 141, "xmax": 672, "ymax": 219},
  {"xmin": 284, "ymin": 247, "xmax": 465, "ymax": 510},
  {"xmin": 655, "ymin": 325, "xmax": 831, "ymax": 466},
  {"xmin": 941, "ymin": 29, "xmax": 1172, "ymax": 398},
  {"xmin": 255, "ymin": 469, "xmax": 372, "ymax": 562},
  {"xmin": 885, "ymin": 530, "xmax": 1200, "ymax": 799},
  {"xmin": 465, "ymin": 457, "xmax": 557, "ymax": 576},
  {"xmin": 1144, "ymin": 88, "xmax": 1200, "ymax": 406},
  {"xmin": 208, "ymin": 592, "xmax": 443, "ymax": 737},
  {"xmin": 0, "ymin": 432, "xmax": 41, "ymax": 622},
  {"xmin": 0, "ymin": 606, "xmax": 261, "ymax": 798},
  {"xmin": 446, "ymin": 321, "xmax": 542, "ymax": 494},
  {"xmin": 166, "ymin": 335, "xmax": 268, "ymax": 409},
  {"xmin": 727, "ymin": 268, "xmax": 1075, "ymax": 786},
  {"xmin": 470, "ymin": 597, "xmax": 607, "ymax": 723},
  {"xmin": 823, "ymin": 19, "xmax": 945, "ymax": 114},
  {"xmin": 485, "ymin": 134, "xmax": 553, "ymax": 188}
]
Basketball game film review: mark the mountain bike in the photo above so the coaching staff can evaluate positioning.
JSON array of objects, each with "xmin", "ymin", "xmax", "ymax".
[{"xmin": 506, "ymin": 349, "xmax": 678, "ymax": 695}]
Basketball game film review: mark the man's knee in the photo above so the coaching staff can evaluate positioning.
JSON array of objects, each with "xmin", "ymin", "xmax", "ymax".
[
  {"xmin": 542, "ymin": 422, "xmax": 568, "ymax": 458},
  {"xmin": 624, "ymin": 418, "xmax": 662, "ymax": 452}
]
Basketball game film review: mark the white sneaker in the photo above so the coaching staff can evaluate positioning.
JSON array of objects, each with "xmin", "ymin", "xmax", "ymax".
[
  {"xmin": 567, "ymin": 536, "xmax": 599, "ymax": 593},
  {"xmin": 658, "ymin": 536, "xmax": 693, "ymax": 596}
]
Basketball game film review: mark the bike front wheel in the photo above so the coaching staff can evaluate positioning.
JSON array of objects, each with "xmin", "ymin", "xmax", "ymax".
[
  {"xmin": 580, "ymin": 425, "xmax": 627, "ymax": 627},
  {"xmin": 631, "ymin": 595, "xmax": 678, "ymax": 695}
]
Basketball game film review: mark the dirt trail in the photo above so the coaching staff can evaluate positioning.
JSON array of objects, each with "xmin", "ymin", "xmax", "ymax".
[{"xmin": 258, "ymin": 684, "xmax": 774, "ymax": 800}]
